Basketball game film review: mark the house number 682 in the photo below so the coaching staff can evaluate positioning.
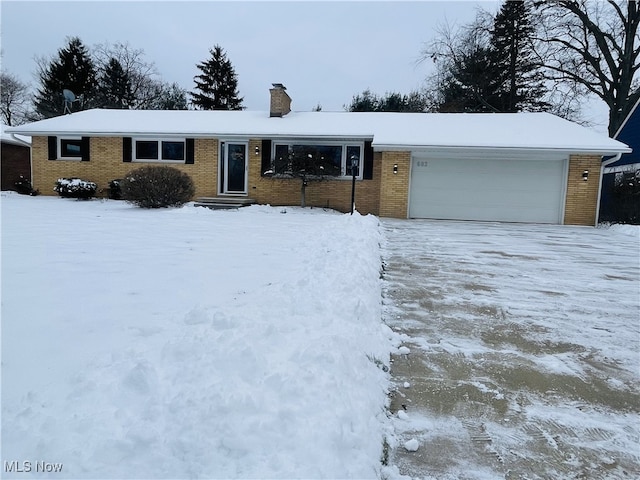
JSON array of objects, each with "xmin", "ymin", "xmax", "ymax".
[{"xmin": 416, "ymin": 160, "xmax": 428, "ymax": 167}]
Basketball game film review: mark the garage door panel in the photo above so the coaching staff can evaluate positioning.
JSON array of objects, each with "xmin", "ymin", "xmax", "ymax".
[{"xmin": 409, "ymin": 156, "xmax": 566, "ymax": 223}]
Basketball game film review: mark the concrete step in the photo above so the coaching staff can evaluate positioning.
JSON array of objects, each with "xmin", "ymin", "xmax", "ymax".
[
  {"xmin": 196, "ymin": 197, "xmax": 256, "ymax": 205},
  {"xmin": 194, "ymin": 197, "xmax": 256, "ymax": 210}
]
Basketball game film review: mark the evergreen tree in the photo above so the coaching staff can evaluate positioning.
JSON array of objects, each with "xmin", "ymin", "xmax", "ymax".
[
  {"xmin": 34, "ymin": 37, "xmax": 96, "ymax": 118},
  {"xmin": 190, "ymin": 45, "xmax": 243, "ymax": 110},
  {"xmin": 96, "ymin": 57, "xmax": 133, "ymax": 109},
  {"xmin": 423, "ymin": 1, "xmax": 548, "ymax": 113},
  {"xmin": 490, "ymin": 0, "xmax": 547, "ymax": 112},
  {"xmin": 445, "ymin": 46, "xmax": 502, "ymax": 112},
  {"xmin": 347, "ymin": 89, "xmax": 380, "ymax": 111},
  {"xmin": 346, "ymin": 89, "xmax": 429, "ymax": 112}
]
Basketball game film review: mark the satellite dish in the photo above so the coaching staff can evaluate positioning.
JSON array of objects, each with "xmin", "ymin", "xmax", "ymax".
[
  {"xmin": 63, "ymin": 89, "xmax": 83, "ymax": 114},
  {"xmin": 63, "ymin": 89, "xmax": 76, "ymax": 102}
]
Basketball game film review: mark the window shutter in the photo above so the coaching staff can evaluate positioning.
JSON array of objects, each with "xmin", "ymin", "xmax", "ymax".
[
  {"xmin": 261, "ymin": 139, "xmax": 272, "ymax": 175},
  {"xmin": 48, "ymin": 136, "xmax": 57, "ymax": 160},
  {"xmin": 123, "ymin": 137, "xmax": 132, "ymax": 162},
  {"xmin": 363, "ymin": 141, "xmax": 374, "ymax": 180},
  {"xmin": 81, "ymin": 137, "xmax": 90, "ymax": 161},
  {"xmin": 185, "ymin": 138, "xmax": 195, "ymax": 164}
]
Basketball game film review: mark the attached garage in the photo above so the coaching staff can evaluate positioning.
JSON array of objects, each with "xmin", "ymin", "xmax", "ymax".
[{"xmin": 408, "ymin": 152, "xmax": 567, "ymax": 224}]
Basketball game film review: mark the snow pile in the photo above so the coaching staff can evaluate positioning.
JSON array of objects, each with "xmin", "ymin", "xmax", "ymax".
[
  {"xmin": 1, "ymin": 194, "xmax": 394, "ymax": 479},
  {"xmin": 606, "ymin": 223, "xmax": 640, "ymax": 237}
]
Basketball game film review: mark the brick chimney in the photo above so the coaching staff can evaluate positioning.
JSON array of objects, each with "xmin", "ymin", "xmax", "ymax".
[{"xmin": 270, "ymin": 83, "xmax": 291, "ymax": 117}]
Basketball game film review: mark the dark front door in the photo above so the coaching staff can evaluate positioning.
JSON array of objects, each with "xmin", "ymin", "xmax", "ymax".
[{"xmin": 223, "ymin": 143, "xmax": 247, "ymax": 194}]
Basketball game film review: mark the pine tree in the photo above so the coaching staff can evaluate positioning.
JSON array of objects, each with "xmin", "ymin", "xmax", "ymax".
[
  {"xmin": 346, "ymin": 89, "xmax": 429, "ymax": 112},
  {"xmin": 424, "ymin": 1, "xmax": 548, "ymax": 113},
  {"xmin": 446, "ymin": 46, "xmax": 502, "ymax": 112},
  {"xmin": 490, "ymin": 0, "xmax": 547, "ymax": 112},
  {"xmin": 190, "ymin": 45, "xmax": 243, "ymax": 110},
  {"xmin": 96, "ymin": 58, "xmax": 133, "ymax": 109},
  {"xmin": 34, "ymin": 37, "xmax": 97, "ymax": 118}
]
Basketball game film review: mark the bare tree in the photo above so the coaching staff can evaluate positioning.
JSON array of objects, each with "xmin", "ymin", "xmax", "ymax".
[
  {"xmin": 92, "ymin": 42, "xmax": 161, "ymax": 109},
  {"xmin": 534, "ymin": 0, "xmax": 640, "ymax": 135},
  {"xmin": 0, "ymin": 72, "xmax": 31, "ymax": 125},
  {"xmin": 420, "ymin": 13, "xmax": 500, "ymax": 112}
]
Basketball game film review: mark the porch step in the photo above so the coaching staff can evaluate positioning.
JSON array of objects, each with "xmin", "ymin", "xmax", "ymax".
[{"xmin": 194, "ymin": 197, "xmax": 256, "ymax": 210}]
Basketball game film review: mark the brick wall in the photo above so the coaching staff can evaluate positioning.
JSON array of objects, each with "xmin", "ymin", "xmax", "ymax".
[
  {"xmin": 564, "ymin": 154, "xmax": 602, "ymax": 226},
  {"xmin": 32, "ymin": 137, "xmax": 601, "ymax": 224},
  {"xmin": 378, "ymin": 151, "xmax": 411, "ymax": 218},
  {"xmin": 32, "ymin": 137, "xmax": 218, "ymax": 198},
  {"xmin": 247, "ymin": 139, "xmax": 383, "ymax": 215},
  {"xmin": 1, "ymin": 143, "xmax": 31, "ymax": 190},
  {"xmin": 31, "ymin": 136, "xmax": 385, "ymax": 215}
]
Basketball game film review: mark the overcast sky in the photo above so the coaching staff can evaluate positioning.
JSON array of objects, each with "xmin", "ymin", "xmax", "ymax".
[
  {"xmin": 1, "ymin": 1, "xmax": 610, "ymax": 132},
  {"xmin": 1, "ymin": 1, "xmax": 502, "ymax": 111}
]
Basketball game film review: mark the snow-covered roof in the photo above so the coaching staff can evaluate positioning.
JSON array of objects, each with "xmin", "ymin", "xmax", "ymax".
[
  {"xmin": 1, "ymin": 124, "xmax": 31, "ymax": 147},
  {"xmin": 6, "ymin": 109, "xmax": 630, "ymax": 155}
]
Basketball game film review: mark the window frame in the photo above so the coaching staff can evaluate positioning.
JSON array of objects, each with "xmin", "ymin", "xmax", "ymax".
[
  {"xmin": 271, "ymin": 140, "xmax": 364, "ymax": 179},
  {"xmin": 58, "ymin": 136, "xmax": 84, "ymax": 160},
  {"xmin": 131, "ymin": 137, "xmax": 187, "ymax": 163}
]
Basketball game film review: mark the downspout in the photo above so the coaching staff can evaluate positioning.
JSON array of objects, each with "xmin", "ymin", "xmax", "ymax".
[{"xmin": 595, "ymin": 152, "xmax": 623, "ymax": 226}]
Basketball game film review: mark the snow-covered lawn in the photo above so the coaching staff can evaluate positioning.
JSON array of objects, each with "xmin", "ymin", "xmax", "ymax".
[{"xmin": 1, "ymin": 193, "xmax": 394, "ymax": 479}]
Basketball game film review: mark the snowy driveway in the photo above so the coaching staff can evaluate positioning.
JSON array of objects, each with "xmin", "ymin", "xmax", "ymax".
[{"xmin": 381, "ymin": 220, "xmax": 639, "ymax": 479}]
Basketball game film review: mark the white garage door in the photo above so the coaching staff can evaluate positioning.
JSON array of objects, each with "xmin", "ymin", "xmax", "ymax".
[{"xmin": 409, "ymin": 155, "xmax": 567, "ymax": 223}]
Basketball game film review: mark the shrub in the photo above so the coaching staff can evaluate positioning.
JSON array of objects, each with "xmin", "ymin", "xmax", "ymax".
[
  {"xmin": 108, "ymin": 179, "xmax": 123, "ymax": 200},
  {"xmin": 54, "ymin": 178, "xmax": 97, "ymax": 199},
  {"xmin": 121, "ymin": 166, "xmax": 195, "ymax": 208},
  {"xmin": 14, "ymin": 176, "xmax": 39, "ymax": 196}
]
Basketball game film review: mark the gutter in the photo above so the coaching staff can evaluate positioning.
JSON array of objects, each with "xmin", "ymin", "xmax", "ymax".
[
  {"xmin": 11, "ymin": 133, "xmax": 30, "ymax": 147},
  {"xmin": 595, "ymin": 152, "xmax": 624, "ymax": 226},
  {"xmin": 372, "ymin": 143, "xmax": 631, "ymax": 157},
  {"xmin": 5, "ymin": 130, "xmax": 374, "ymax": 142}
]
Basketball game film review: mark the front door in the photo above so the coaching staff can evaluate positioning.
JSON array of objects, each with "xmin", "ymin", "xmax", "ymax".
[{"xmin": 222, "ymin": 142, "xmax": 247, "ymax": 194}]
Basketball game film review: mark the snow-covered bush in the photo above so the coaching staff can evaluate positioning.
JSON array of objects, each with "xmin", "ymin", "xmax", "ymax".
[
  {"xmin": 121, "ymin": 166, "xmax": 195, "ymax": 208},
  {"xmin": 14, "ymin": 176, "xmax": 39, "ymax": 196},
  {"xmin": 54, "ymin": 178, "xmax": 97, "ymax": 199}
]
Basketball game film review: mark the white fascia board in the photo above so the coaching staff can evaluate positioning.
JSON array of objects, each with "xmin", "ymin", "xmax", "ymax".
[
  {"xmin": 373, "ymin": 144, "xmax": 632, "ymax": 156},
  {"xmin": 7, "ymin": 129, "xmax": 372, "ymax": 142}
]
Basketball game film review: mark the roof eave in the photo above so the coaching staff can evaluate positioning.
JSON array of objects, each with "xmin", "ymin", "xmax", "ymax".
[
  {"xmin": 6, "ymin": 129, "xmax": 375, "ymax": 142},
  {"xmin": 372, "ymin": 144, "xmax": 632, "ymax": 156}
]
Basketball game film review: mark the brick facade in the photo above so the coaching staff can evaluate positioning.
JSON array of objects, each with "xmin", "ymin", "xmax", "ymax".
[
  {"xmin": 247, "ymin": 139, "xmax": 382, "ymax": 215},
  {"xmin": 378, "ymin": 151, "xmax": 411, "ymax": 218},
  {"xmin": 31, "ymin": 137, "xmax": 217, "ymax": 199},
  {"xmin": 30, "ymin": 136, "xmax": 604, "ymax": 225},
  {"xmin": 564, "ymin": 154, "xmax": 602, "ymax": 226},
  {"xmin": 31, "ymin": 136, "xmax": 384, "ymax": 215}
]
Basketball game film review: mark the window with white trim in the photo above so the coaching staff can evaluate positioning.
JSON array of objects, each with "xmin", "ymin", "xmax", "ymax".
[
  {"xmin": 133, "ymin": 138, "xmax": 186, "ymax": 162},
  {"xmin": 271, "ymin": 141, "xmax": 363, "ymax": 178}
]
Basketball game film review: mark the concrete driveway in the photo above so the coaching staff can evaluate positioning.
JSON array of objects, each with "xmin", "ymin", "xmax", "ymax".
[{"xmin": 380, "ymin": 220, "xmax": 639, "ymax": 480}]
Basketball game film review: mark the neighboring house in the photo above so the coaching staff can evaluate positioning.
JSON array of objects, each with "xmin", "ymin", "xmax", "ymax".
[
  {"xmin": 7, "ymin": 84, "xmax": 630, "ymax": 226},
  {"xmin": 599, "ymin": 98, "xmax": 640, "ymax": 223},
  {"xmin": 1, "ymin": 124, "xmax": 31, "ymax": 191}
]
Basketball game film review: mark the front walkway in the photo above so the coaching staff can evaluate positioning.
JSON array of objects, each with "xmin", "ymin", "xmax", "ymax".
[{"xmin": 380, "ymin": 219, "xmax": 640, "ymax": 479}]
